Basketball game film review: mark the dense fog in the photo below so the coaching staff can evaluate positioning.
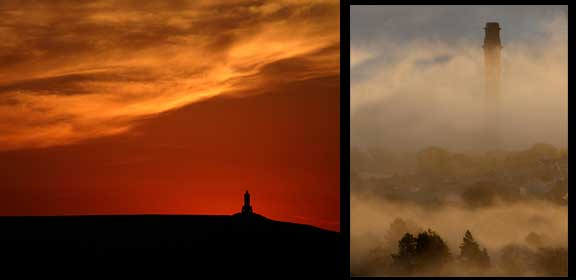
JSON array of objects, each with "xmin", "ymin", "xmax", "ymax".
[{"xmin": 350, "ymin": 6, "xmax": 567, "ymax": 276}]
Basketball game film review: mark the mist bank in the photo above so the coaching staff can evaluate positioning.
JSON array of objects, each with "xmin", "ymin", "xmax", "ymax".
[
  {"xmin": 351, "ymin": 13, "xmax": 567, "ymax": 153},
  {"xmin": 350, "ymin": 143, "xmax": 567, "ymax": 276},
  {"xmin": 350, "ymin": 192, "xmax": 568, "ymax": 276}
]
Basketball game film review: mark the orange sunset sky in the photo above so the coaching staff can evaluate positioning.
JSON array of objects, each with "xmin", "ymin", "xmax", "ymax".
[{"xmin": 0, "ymin": 0, "xmax": 340, "ymax": 231}]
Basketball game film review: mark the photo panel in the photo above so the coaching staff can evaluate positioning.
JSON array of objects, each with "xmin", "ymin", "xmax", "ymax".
[
  {"xmin": 350, "ymin": 5, "xmax": 568, "ymax": 277},
  {"xmin": 0, "ymin": 0, "xmax": 343, "ymax": 275}
]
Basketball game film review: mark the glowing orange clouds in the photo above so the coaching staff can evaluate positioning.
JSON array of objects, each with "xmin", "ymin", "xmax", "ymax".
[{"xmin": 0, "ymin": 0, "xmax": 339, "ymax": 150}]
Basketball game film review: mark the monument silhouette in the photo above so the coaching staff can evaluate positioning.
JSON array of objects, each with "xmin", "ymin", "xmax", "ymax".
[{"xmin": 241, "ymin": 190, "xmax": 253, "ymax": 214}]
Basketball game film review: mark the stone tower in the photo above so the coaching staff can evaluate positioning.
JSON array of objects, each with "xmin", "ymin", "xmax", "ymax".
[
  {"xmin": 242, "ymin": 190, "xmax": 253, "ymax": 214},
  {"xmin": 483, "ymin": 22, "xmax": 502, "ymax": 149}
]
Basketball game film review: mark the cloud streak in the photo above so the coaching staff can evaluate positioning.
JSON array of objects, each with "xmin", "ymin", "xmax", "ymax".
[{"xmin": 0, "ymin": 0, "xmax": 339, "ymax": 150}]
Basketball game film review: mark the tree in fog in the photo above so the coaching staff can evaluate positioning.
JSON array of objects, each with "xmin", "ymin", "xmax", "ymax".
[
  {"xmin": 391, "ymin": 233, "xmax": 418, "ymax": 273},
  {"xmin": 524, "ymin": 232, "xmax": 544, "ymax": 248},
  {"xmin": 536, "ymin": 247, "xmax": 567, "ymax": 276},
  {"xmin": 498, "ymin": 244, "xmax": 537, "ymax": 275},
  {"xmin": 459, "ymin": 230, "xmax": 490, "ymax": 268},
  {"xmin": 415, "ymin": 229, "xmax": 452, "ymax": 267},
  {"xmin": 391, "ymin": 229, "xmax": 452, "ymax": 275},
  {"xmin": 386, "ymin": 218, "xmax": 422, "ymax": 245}
]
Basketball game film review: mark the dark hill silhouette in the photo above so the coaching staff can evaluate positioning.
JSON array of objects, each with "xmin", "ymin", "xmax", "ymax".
[
  {"xmin": 0, "ymin": 191, "xmax": 343, "ymax": 275},
  {"xmin": 0, "ymin": 191, "xmax": 338, "ymax": 241},
  {"xmin": 0, "ymin": 213, "xmax": 337, "ymax": 241},
  {"xmin": 0, "ymin": 193, "xmax": 341, "ymax": 275},
  {"xmin": 0, "ymin": 213, "xmax": 342, "ymax": 275}
]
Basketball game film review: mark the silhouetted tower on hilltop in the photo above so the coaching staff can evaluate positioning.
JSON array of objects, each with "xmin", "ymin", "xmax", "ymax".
[
  {"xmin": 483, "ymin": 22, "xmax": 502, "ymax": 149},
  {"xmin": 242, "ymin": 190, "xmax": 253, "ymax": 214}
]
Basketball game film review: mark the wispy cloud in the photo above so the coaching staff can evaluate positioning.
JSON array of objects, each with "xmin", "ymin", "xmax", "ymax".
[{"xmin": 0, "ymin": 0, "xmax": 339, "ymax": 150}]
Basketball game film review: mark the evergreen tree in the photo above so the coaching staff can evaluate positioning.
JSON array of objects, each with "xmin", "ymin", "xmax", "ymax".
[
  {"xmin": 414, "ymin": 229, "xmax": 452, "ymax": 267},
  {"xmin": 459, "ymin": 230, "xmax": 490, "ymax": 268},
  {"xmin": 391, "ymin": 229, "xmax": 452, "ymax": 274},
  {"xmin": 391, "ymin": 233, "xmax": 417, "ymax": 273}
]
